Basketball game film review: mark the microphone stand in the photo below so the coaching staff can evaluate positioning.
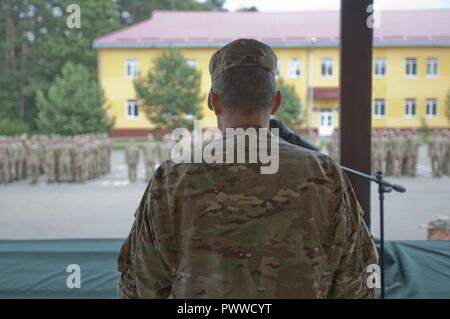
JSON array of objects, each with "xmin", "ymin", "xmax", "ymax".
[{"xmin": 339, "ymin": 166, "xmax": 406, "ymax": 299}]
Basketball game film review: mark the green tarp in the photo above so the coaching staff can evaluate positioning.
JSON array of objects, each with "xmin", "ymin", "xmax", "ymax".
[{"xmin": 0, "ymin": 239, "xmax": 448, "ymax": 299}]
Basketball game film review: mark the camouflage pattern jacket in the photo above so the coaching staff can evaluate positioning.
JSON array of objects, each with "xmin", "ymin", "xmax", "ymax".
[{"xmin": 118, "ymin": 131, "xmax": 378, "ymax": 299}]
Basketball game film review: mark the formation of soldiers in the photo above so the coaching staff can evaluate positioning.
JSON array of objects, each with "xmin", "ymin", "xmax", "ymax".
[
  {"xmin": 0, "ymin": 133, "xmax": 112, "ymax": 184},
  {"xmin": 427, "ymin": 130, "xmax": 450, "ymax": 177},
  {"xmin": 324, "ymin": 128, "xmax": 449, "ymax": 177},
  {"xmin": 371, "ymin": 129, "xmax": 422, "ymax": 177},
  {"xmin": 124, "ymin": 134, "xmax": 174, "ymax": 182}
]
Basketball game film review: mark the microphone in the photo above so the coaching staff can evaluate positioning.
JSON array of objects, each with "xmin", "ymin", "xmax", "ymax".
[
  {"xmin": 391, "ymin": 184, "xmax": 406, "ymax": 193},
  {"xmin": 269, "ymin": 118, "xmax": 319, "ymax": 151}
]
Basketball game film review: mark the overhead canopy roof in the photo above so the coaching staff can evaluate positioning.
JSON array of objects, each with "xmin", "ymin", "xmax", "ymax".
[
  {"xmin": 94, "ymin": 10, "xmax": 450, "ymax": 49},
  {"xmin": 313, "ymin": 87, "xmax": 340, "ymax": 100}
]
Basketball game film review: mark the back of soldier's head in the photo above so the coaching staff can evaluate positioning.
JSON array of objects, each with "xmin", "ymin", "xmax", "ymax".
[
  {"xmin": 209, "ymin": 39, "xmax": 278, "ymax": 116},
  {"xmin": 212, "ymin": 67, "xmax": 276, "ymax": 115}
]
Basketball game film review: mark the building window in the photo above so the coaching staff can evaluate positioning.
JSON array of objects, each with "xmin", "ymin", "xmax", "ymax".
[
  {"xmin": 125, "ymin": 59, "xmax": 139, "ymax": 80},
  {"xmin": 321, "ymin": 58, "xmax": 333, "ymax": 77},
  {"xmin": 404, "ymin": 99, "xmax": 417, "ymax": 118},
  {"xmin": 275, "ymin": 60, "xmax": 281, "ymax": 79},
  {"xmin": 373, "ymin": 99, "xmax": 386, "ymax": 118},
  {"xmin": 287, "ymin": 58, "xmax": 301, "ymax": 78},
  {"xmin": 426, "ymin": 99, "xmax": 438, "ymax": 118},
  {"xmin": 426, "ymin": 58, "xmax": 439, "ymax": 77},
  {"xmin": 374, "ymin": 58, "xmax": 386, "ymax": 77},
  {"xmin": 405, "ymin": 58, "xmax": 417, "ymax": 77},
  {"xmin": 186, "ymin": 59, "xmax": 197, "ymax": 69},
  {"xmin": 126, "ymin": 101, "xmax": 139, "ymax": 119}
]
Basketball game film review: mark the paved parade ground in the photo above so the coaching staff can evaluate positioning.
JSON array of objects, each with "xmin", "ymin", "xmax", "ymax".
[{"xmin": 0, "ymin": 146, "xmax": 449, "ymax": 241}]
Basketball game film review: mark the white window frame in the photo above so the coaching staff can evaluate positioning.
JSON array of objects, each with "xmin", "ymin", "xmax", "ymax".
[
  {"xmin": 126, "ymin": 101, "xmax": 139, "ymax": 120},
  {"xmin": 373, "ymin": 99, "xmax": 386, "ymax": 118},
  {"xmin": 404, "ymin": 99, "xmax": 417, "ymax": 118},
  {"xmin": 426, "ymin": 58, "xmax": 439, "ymax": 77},
  {"xmin": 287, "ymin": 58, "xmax": 301, "ymax": 78},
  {"xmin": 425, "ymin": 98, "xmax": 438, "ymax": 119},
  {"xmin": 275, "ymin": 60, "xmax": 281, "ymax": 79},
  {"xmin": 321, "ymin": 58, "xmax": 334, "ymax": 78},
  {"xmin": 186, "ymin": 59, "xmax": 197, "ymax": 69},
  {"xmin": 374, "ymin": 58, "xmax": 386, "ymax": 77},
  {"xmin": 125, "ymin": 59, "xmax": 139, "ymax": 80},
  {"xmin": 405, "ymin": 58, "xmax": 417, "ymax": 77}
]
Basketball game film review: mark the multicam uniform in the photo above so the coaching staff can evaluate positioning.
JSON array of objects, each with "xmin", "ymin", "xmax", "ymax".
[
  {"xmin": 118, "ymin": 131, "xmax": 378, "ymax": 299},
  {"xmin": 125, "ymin": 141, "xmax": 140, "ymax": 182}
]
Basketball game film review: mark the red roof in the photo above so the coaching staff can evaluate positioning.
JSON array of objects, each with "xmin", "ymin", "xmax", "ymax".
[{"xmin": 94, "ymin": 10, "xmax": 450, "ymax": 48}]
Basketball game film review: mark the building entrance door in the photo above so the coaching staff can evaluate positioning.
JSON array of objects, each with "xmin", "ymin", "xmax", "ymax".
[{"xmin": 318, "ymin": 109, "xmax": 334, "ymax": 136}]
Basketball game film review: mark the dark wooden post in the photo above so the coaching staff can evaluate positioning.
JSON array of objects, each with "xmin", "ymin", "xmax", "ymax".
[{"xmin": 339, "ymin": 0, "xmax": 374, "ymax": 226}]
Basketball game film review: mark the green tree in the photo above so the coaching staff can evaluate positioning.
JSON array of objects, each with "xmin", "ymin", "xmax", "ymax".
[
  {"xmin": 134, "ymin": 49, "xmax": 203, "ymax": 130},
  {"xmin": 36, "ymin": 62, "xmax": 113, "ymax": 135},
  {"xmin": 276, "ymin": 79, "xmax": 303, "ymax": 128},
  {"xmin": 0, "ymin": 0, "xmax": 122, "ymax": 128}
]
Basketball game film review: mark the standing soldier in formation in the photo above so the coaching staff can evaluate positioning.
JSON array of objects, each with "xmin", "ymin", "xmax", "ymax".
[
  {"xmin": 15, "ymin": 139, "xmax": 26, "ymax": 180},
  {"xmin": 29, "ymin": 139, "xmax": 41, "ymax": 184},
  {"xmin": 428, "ymin": 129, "xmax": 450, "ymax": 177},
  {"xmin": 44, "ymin": 142, "xmax": 57, "ymax": 183},
  {"xmin": 392, "ymin": 129, "xmax": 405, "ymax": 177},
  {"xmin": 325, "ymin": 131, "xmax": 339, "ymax": 163},
  {"xmin": 125, "ymin": 139, "xmax": 140, "ymax": 182},
  {"xmin": 439, "ymin": 130, "xmax": 449, "ymax": 176},
  {"xmin": 405, "ymin": 129, "xmax": 421, "ymax": 177},
  {"xmin": 0, "ymin": 140, "xmax": 10, "ymax": 183},
  {"xmin": 158, "ymin": 134, "xmax": 173, "ymax": 164},
  {"xmin": 73, "ymin": 140, "xmax": 86, "ymax": 183},
  {"xmin": 428, "ymin": 131, "xmax": 442, "ymax": 177},
  {"xmin": 371, "ymin": 130, "xmax": 382, "ymax": 174},
  {"xmin": 58, "ymin": 143, "xmax": 72, "ymax": 182},
  {"xmin": 143, "ymin": 134, "xmax": 159, "ymax": 182},
  {"xmin": 385, "ymin": 130, "xmax": 395, "ymax": 176}
]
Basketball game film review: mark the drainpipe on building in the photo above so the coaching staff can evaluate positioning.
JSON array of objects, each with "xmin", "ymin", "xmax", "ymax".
[{"xmin": 307, "ymin": 38, "xmax": 316, "ymax": 139}]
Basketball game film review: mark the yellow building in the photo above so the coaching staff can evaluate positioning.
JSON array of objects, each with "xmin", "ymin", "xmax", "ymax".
[{"xmin": 94, "ymin": 10, "xmax": 450, "ymax": 136}]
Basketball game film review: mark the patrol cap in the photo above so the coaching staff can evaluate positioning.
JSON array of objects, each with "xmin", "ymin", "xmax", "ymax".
[
  {"xmin": 426, "ymin": 216, "xmax": 450, "ymax": 231},
  {"xmin": 208, "ymin": 39, "xmax": 278, "ymax": 109},
  {"xmin": 420, "ymin": 216, "xmax": 450, "ymax": 231}
]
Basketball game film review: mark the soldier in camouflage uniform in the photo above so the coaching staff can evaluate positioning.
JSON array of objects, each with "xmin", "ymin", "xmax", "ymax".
[
  {"xmin": 44, "ymin": 142, "xmax": 57, "ymax": 183},
  {"xmin": 385, "ymin": 129, "xmax": 396, "ymax": 176},
  {"xmin": 428, "ymin": 131, "xmax": 442, "ymax": 177},
  {"xmin": 425, "ymin": 216, "xmax": 450, "ymax": 240},
  {"xmin": 28, "ymin": 139, "xmax": 41, "ymax": 184},
  {"xmin": 143, "ymin": 134, "xmax": 159, "ymax": 182},
  {"xmin": 125, "ymin": 139, "xmax": 140, "ymax": 182},
  {"xmin": 73, "ymin": 140, "xmax": 86, "ymax": 183},
  {"xmin": 58, "ymin": 143, "xmax": 71, "ymax": 182},
  {"xmin": 371, "ymin": 130, "xmax": 382, "ymax": 174},
  {"xmin": 118, "ymin": 39, "xmax": 377, "ymax": 299},
  {"xmin": 438, "ymin": 130, "xmax": 449, "ymax": 176},
  {"xmin": 391, "ymin": 129, "xmax": 405, "ymax": 177},
  {"xmin": 158, "ymin": 134, "xmax": 173, "ymax": 164},
  {"xmin": 405, "ymin": 129, "xmax": 421, "ymax": 177},
  {"xmin": 0, "ymin": 141, "xmax": 10, "ymax": 183},
  {"xmin": 325, "ymin": 131, "xmax": 339, "ymax": 163}
]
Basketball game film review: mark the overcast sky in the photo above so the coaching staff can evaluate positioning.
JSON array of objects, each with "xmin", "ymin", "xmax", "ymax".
[{"xmin": 223, "ymin": 0, "xmax": 450, "ymax": 12}]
